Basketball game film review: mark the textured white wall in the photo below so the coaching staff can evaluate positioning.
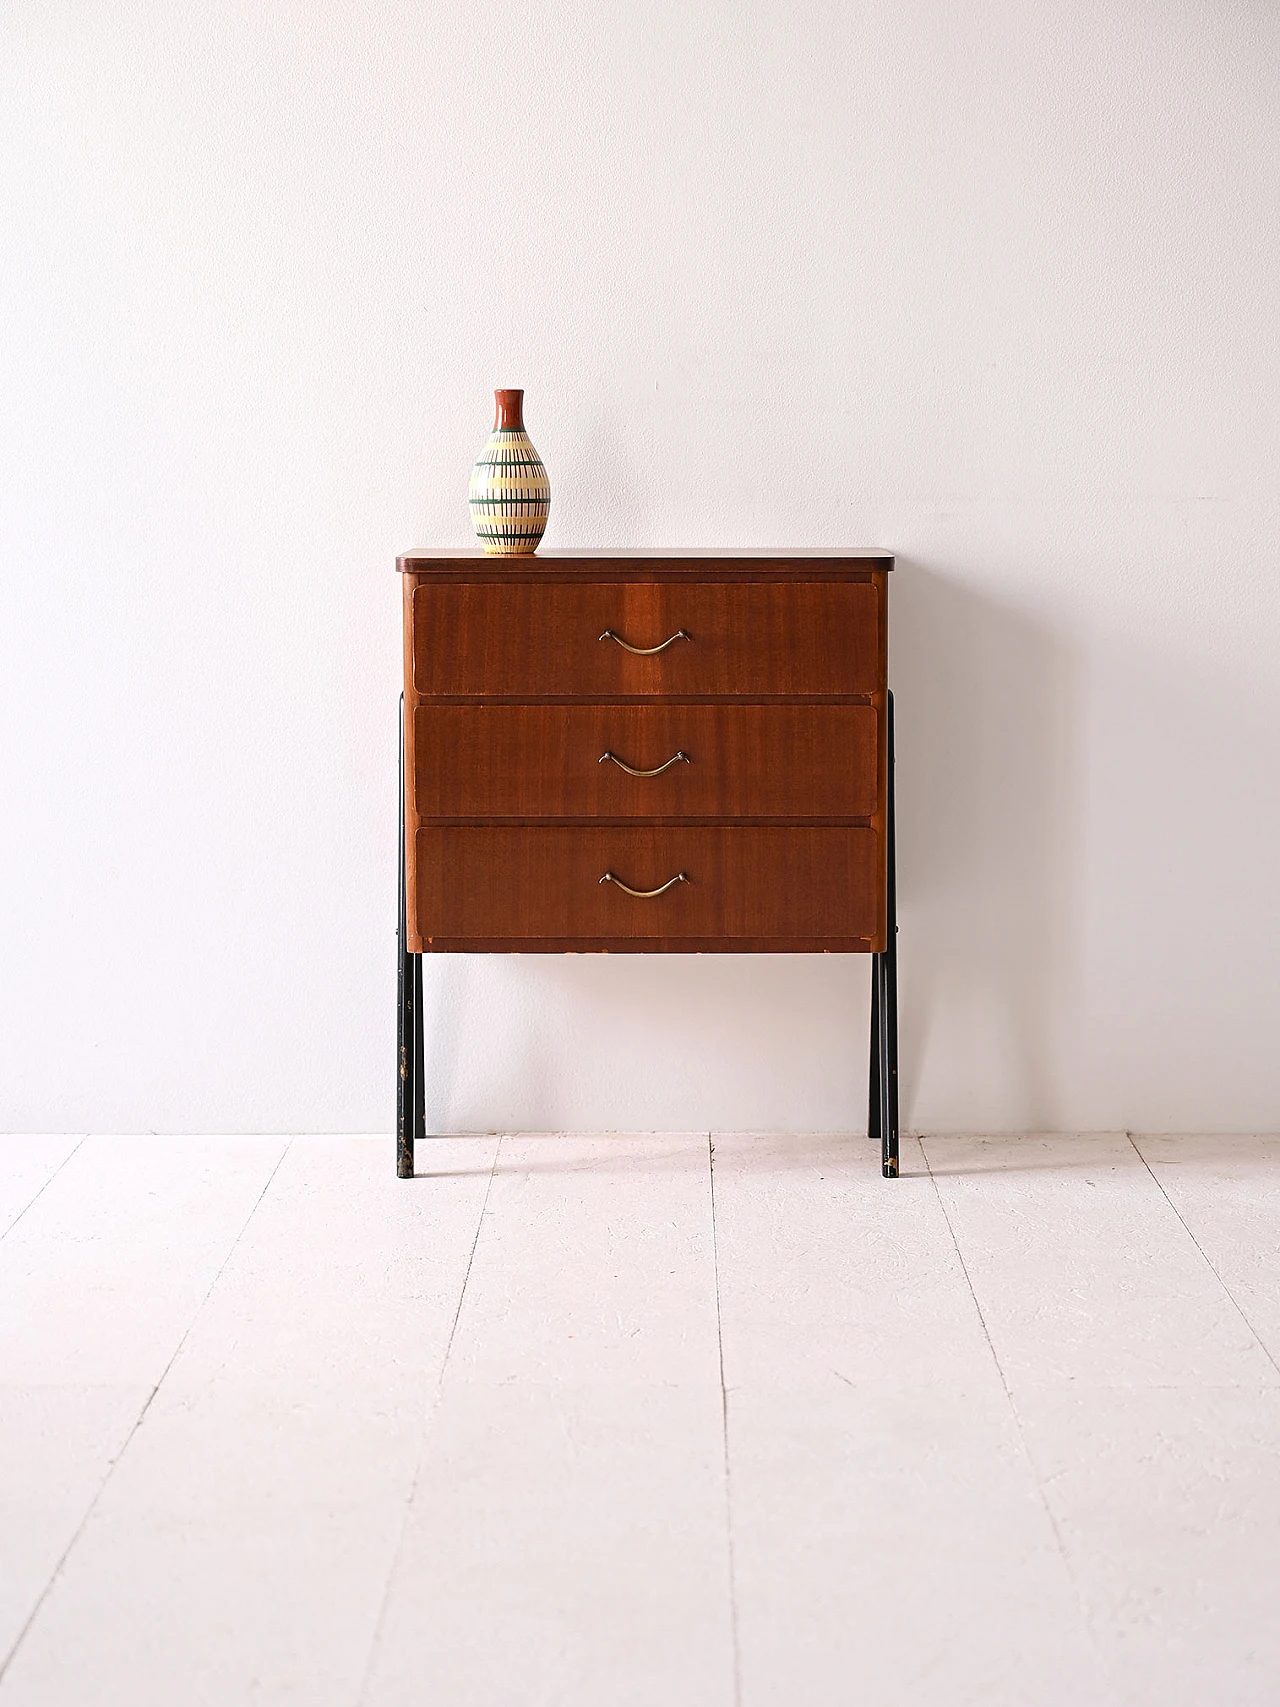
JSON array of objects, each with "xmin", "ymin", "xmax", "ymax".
[{"xmin": 3, "ymin": 1, "xmax": 1278, "ymax": 1134}]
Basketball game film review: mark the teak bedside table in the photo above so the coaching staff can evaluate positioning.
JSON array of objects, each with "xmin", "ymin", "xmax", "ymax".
[{"xmin": 395, "ymin": 549, "xmax": 899, "ymax": 1177}]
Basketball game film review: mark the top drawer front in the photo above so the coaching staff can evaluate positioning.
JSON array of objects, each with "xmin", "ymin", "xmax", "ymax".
[{"xmin": 412, "ymin": 580, "xmax": 880, "ymax": 698}]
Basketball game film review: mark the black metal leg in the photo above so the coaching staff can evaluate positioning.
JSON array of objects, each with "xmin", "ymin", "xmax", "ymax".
[
  {"xmin": 868, "ymin": 953, "xmax": 882, "ymax": 1141},
  {"xmin": 880, "ymin": 691, "xmax": 899, "ymax": 1178},
  {"xmin": 397, "ymin": 695, "xmax": 415, "ymax": 1179},
  {"xmin": 877, "ymin": 955, "xmax": 892, "ymax": 1174}
]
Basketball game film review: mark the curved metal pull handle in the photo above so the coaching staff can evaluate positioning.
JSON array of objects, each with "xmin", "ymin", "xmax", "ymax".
[
  {"xmin": 599, "ymin": 870, "xmax": 689, "ymax": 899},
  {"xmin": 598, "ymin": 749, "xmax": 690, "ymax": 778},
  {"xmin": 598, "ymin": 628, "xmax": 691, "ymax": 656}
]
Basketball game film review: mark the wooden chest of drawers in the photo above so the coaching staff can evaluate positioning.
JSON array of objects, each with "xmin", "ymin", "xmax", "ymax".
[{"xmin": 395, "ymin": 550, "xmax": 899, "ymax": 1175}]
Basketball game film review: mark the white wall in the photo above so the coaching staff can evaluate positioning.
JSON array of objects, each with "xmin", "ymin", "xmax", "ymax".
[{"xmin": 3, "ymin": 1, "xmax": 1278, "ymax": 1135}]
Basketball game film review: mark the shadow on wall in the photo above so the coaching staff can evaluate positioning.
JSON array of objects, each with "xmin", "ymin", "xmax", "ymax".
[{"xmin": 891, "ymin": 560, "xmax": 1078, "ymax": 1133}]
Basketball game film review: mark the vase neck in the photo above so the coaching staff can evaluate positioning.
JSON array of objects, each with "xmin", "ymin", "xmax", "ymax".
[{"xmin": 493, "ymin": 389, "xmax": 525, "ymax": 431}]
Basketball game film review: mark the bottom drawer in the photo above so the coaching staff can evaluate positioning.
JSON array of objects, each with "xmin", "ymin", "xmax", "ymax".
[{"xmin": 414, "ymin": 826, "xmax": 882, "ymax": 950}]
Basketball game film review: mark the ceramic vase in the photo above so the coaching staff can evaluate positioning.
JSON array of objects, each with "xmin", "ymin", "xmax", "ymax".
[{"xmin": 468, "ymin": 389, "xmax": 550, "ymax": 554}]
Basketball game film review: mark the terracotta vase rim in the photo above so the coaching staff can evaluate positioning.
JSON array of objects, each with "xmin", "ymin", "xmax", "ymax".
[{"xmin": 493, "ymin": 388, "xmax": 525, "ymax": 430}]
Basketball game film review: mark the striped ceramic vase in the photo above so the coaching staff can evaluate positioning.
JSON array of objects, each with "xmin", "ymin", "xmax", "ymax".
[{"xmin": 468, "ymin": 389, "xmax": 550, "ymax": 554}]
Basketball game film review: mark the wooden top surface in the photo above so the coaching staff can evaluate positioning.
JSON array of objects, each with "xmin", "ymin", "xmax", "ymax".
[{"xmin": 398, "ymin": 547, "xmax": 894, "ymax": 574}]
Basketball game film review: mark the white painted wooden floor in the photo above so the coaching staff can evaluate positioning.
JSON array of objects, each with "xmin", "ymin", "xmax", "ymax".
[{"xmin": 2, "ymin": 1134, "xmax": 1279, "ymax": 1706}]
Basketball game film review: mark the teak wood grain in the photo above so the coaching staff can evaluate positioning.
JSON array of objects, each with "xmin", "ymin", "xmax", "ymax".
[
  {"xmin": 413, "ymin": 703, "xmax": 879, "ymax": 821},
  {"xmin": 411, "ymin": 580, "xmax": 881, "ymax": 699},
  {"xmin": 415, "ymin": 826, "xmax": 881, "ymax": 948}
]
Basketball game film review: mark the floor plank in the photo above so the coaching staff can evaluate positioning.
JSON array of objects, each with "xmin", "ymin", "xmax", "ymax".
[
  {"xmin": 921, "ymin": 1133, "xmax": 1278, "ymax": 1390},
  {"xmin": 364, "ymin": 1135, "xmax": 735, "ymax": 1707},
  {"xmin": 364, "ymin": 1383, "xmax": 735, "ymax": 1707},
  {"xmin": 0, "ymin": 1136, "xmax": 286, "ymax": 1672},
  {"xmin": 1134, "ymin": 1134, "xmax": 1280, "ymax": 1372},
  {"xmin": 0, "ymin": 1138, "xmax": 496, "ymax": 1707},
  {"xmin": 714, "ymin": 1135, "xmax": 1113, "ymax": 1706},
  {"xmin": 925, "ymin": 1133, "xmax": 1280, "ymax": 1704},
  {"xmin": 443, "ymin": 1135, "xmax": 723, "ymax": 1387},
  {"xmin": 1016, "ymin": 1382, "xmax": 1280, "ymax": 1707},
  {"xmin": 0, "ymin": 1387, "xmax": 152, "ymax": 1678},
  {"xmin": 711, "ymin": 1132, "xmax": 993, "ymax": 1389},
  {"xmin": 730, "ymin": 1381, "xmax": 1117, "ymax": 1707}
]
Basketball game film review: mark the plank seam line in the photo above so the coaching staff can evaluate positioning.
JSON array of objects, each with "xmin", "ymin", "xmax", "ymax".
[
  {"xmin": 1126, "ymin": 1132, "xmax": 1280, "ymax": 1382},
  {"xmin": 357, "ymin": 1135, "xmax": 501, "ymax": 1705},
  {"xmin": 919, "ymin": 1136, "xmax": 1103, "ymax": 1666},
  {"xmin": 708, "ymin": 1133, "xmax": 743, "ymax": 1707},
  {"xmin": 0, "ymin": 1136, "xmax": 292, "ymax": 1686},
  {"xmin": 0, "ymin": 1135, "xmax": 87, "ymax": 1243}
]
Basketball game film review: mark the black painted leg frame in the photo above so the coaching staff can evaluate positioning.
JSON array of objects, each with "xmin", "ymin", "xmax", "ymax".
[
  {"xmin": 868, "ymin": 691, "xmax": 900, "ymax": 1178},
  {"xmin": 397, "ymin": 695, "xmax": 424, "ymax": 1179}
]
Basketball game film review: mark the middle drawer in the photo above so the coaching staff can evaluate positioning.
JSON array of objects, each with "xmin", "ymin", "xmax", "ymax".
[{"xmin": 414, "ymin": 703, "xmax": 878, "ymax": 820}]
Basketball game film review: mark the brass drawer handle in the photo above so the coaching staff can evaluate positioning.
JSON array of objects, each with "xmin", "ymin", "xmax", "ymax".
[
  {"xmin": 598, "ymin": 627, "xmax": 691, "ymax": 655},
  {"xmin": 599, "ymin": 870, "xmax": 689, "ymax": 899},
  {"xmin": 598, "ymin": 749, "xmax": 690, "ymax": 778}
]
